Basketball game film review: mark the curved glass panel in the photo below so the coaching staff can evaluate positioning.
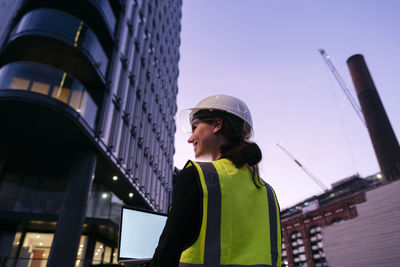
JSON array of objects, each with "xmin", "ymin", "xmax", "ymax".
[
  {"xmin": 0, "ymin": 62, "xmax": 98, "ymax": 128},
  {"xmin": 0, "ymin": 170, "xmax": 66, "ymax": 215},
  {"xmin": 11, "ymin": 8, "xmax": 108, "ymax": 77},
  {"xmin": 89, "ymin": 0, "xmax": 116, "ymax": 33},
  {"xmin": 86, "ymin": 183, "xmax": 123, "ymax": 224}
]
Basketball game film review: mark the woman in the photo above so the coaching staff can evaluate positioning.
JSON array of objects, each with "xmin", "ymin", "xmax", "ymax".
[{"xmin": 149, "ymin": 95, "xmax": 281, "ymax": 267}]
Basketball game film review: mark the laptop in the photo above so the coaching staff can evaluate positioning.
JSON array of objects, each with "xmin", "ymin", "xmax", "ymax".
[{"xmin": 118, "ymin": 206, "xmax": 168, "ymax": 263}]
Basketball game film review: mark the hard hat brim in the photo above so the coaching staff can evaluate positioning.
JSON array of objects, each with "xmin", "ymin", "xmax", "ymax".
[
  {"xmin": 179, "ymin": 108, "xmax": 195, "ymax": 135},
  {"xmin": 179, "ymin": 107, "xmax": 254, "ymax": 139}
]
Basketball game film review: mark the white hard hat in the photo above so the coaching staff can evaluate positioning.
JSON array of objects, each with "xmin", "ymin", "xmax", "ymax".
[{"xmin": 179, "ymin": 94, "xmax": 253, "ymax": 138}]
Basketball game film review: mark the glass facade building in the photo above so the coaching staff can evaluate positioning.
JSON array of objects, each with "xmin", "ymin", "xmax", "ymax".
[{"xmin": 0, "ymin": 0, "xmax": 182, "ymax": 266}]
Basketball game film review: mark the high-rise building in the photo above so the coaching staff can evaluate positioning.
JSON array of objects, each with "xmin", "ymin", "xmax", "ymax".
[{"xmin": 0, "ymin": 0, "xmax": 182, "ymax": 266}]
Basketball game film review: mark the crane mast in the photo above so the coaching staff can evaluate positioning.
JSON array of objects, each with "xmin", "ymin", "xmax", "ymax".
[
  {"xmin": 277, "ymin": 142, "xmax": 328, "ymax": 191},
  {"xmin": 319, "ymin": 49, "xmax": 366, "ymax": 126}
]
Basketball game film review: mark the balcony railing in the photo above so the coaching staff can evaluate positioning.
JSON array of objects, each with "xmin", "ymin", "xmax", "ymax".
[
  {"xmin": 89, "ymin": 0, "xmax": 116, "ymax": 34},
  {"xmin": 0, "ymin": 61, "xmax": 98, "ymax": 128},
  {"xmin": 10, "ymin": 8, "xmax": 109, "ymax": 79}
]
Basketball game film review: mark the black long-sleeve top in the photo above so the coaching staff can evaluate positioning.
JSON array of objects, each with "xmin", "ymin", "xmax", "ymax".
[{"xmin": 149, "ymin": 164, "xmax": 203, "ymax": 267}]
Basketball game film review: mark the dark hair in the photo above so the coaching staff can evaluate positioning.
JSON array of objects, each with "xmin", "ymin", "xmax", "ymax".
[
  {"xmin": 195, "ymin": 112, "xmax": 263, "ymax": 188},
  {"xmin": 218, "ymin": 118, "xmax": 261, "ymax": 167}
]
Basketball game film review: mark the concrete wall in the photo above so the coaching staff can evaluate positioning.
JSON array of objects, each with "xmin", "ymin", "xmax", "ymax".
[{"xmin": 322, "ymin": 180, "xmax": 400, "ymax": 267}]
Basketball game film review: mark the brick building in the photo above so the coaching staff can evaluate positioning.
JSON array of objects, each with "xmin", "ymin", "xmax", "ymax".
[{"xmin": 280, "ymin": 173, "xmax": 384, "ymax": 267}]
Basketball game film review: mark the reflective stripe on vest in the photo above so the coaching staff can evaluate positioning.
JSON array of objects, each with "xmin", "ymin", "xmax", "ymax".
[
  {"xmin": 179, "ymin": 159, "xmax": 281, "ymax": 267},
  {"xmin": 265, "ymin": 182, "xmax": 281, "ymax": 266}
]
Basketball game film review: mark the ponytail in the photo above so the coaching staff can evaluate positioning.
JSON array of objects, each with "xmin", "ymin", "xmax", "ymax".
[{"xmin": 217, "ymin": 118, "xmax": 264, "ymax": 188}]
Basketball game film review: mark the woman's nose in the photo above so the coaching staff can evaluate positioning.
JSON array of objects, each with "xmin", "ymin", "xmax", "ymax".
[{"xmin": 188, "ymin": 135, "xmax": 194, "ymax": 143}]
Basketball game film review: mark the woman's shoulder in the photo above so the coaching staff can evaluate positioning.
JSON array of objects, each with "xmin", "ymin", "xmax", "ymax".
[
  {"xmin": 182, "ymin": 160, "xmax": 196, "ymax": 169},
  {"xmin": 174, "ymin": 161, "xmax": 202, "ymax": 194},
  {"xmin": 176, "ymin": 160, "xmax": 198, "ymax": 181}
]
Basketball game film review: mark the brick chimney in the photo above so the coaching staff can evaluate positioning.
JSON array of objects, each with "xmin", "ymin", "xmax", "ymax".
[{"xmin": 347, "ymin": 54, "xmax": 400, "ymax": 183}]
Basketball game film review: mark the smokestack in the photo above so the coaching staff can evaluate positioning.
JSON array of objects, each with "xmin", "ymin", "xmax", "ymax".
[{"xmin": 347, "ymin": 54, "xmax": 400, "ymax": 183}]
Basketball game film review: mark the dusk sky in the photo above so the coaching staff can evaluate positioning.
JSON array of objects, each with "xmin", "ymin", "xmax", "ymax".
[{"xmin": 173, "ymin": 0, "xmax": 400, "ymax": 209}]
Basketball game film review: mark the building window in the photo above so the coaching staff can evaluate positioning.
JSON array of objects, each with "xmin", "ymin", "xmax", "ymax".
[
  {"xmin": 93, "ymin": 241, "xmax": 105, "ymax": 264},
  {"xmin": 112, "ymin": 248, "xmax": 119, "ymax": 264},
  {"xmin": 0, "ymin": 62, "xmax": 98, "ymax": 128},
  {"xmin": 107, "ymin": 107, "xmax": 122, "ymax": 153},
  {"xmin": 86, "ymin": 183, "xmax": 123, "ymax": 224},
  {"xmin": 12, "ymin": 8, "xmax": 109, "ymax": 77},
  {"xmin": 0, "ymin": 172, "xmax": 66, "ymax": 215},
  {"xmin": 5, "ymin": 232, "xmax": 88, "ymax": 267},
  {"xmin": 19, "ymin": 232, "xmax": 54, "ymax": 266},
  {"xmin": 9, "ymin": 231, "xmax": 23, "ymax": 259},
  {"xmin": 291, "ymin": 231, "xmax": 307, "ymax": 267},
  {"xmin": 76, "ymin": 236, "xmax": 88, "ymax": 266},
  {"xmin": 309, "ymin": 226, "xmax": 328, "ymax": 267},
  {"xmin": 103, "ymin": 245, "xmax": 112, "ymax": 264},
  {"xmin": 282, "ymin": 236, "xmax": 288, "ymax": 267}
]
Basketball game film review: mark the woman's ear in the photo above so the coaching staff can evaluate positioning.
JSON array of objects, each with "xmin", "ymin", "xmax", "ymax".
[{"xmin": 212, "ymin": 118, "xmax": 223, "ymax": 134}]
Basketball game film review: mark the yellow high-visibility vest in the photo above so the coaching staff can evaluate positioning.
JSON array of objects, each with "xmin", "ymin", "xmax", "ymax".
[{"xmin": 179, "ymin": 158, "xmax": 281, "ymax": 267}]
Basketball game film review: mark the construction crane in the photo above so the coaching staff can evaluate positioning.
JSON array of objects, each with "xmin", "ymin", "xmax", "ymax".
[
  {"xmin": 318, "ymin": 49, "xmax": 366, "ymax": 126},
  {"xmin": 277, "ymin": 142, "xmax": 328, "ymax": 191}
]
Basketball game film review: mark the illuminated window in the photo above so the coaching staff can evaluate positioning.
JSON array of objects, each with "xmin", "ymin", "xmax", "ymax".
[
  {"xmin": 9, "ymin": 231, "xmax": 23, "ymax": 258},
  {"xmin": 0, "ymin": 62, "xmax": 98, "ymax": 128},
  {"xmin": 31, "ymin": 81, "xmax": 50, "ymax": 95},
  {"xmin": 7, "ymin": 231, "xmax": 89, "ymax": 267},
  {"xmin": 11, "ymin": 77, "xmax": 30, "ymax": 90},
  {"xmin": 112, "ymin": 248, "xmax": 119, "ymax": 264},
  {"xmin": 75, "ymin": 236, "xmax": 88, "ymax": 267},
  {"xmin": 52, "ymin": 86, "xmax": 70, "ymax": 103},
  {"xmin": 93, "ymin": 241, "xmax": 104, "ymax": 264},
  {"xmin": 103, "ymin": 246, "xmax": 112, "ymax": 263},
  {"xmin": 309, "ymin": 226, "xmax": 328, "ymax": 267},
  {"xmin": 281, "ymin": 236, "xmax": 288, "ymax": 267},
  {"xmin": 20, "ymin": 232, "xmax": 54, "ymax": 267},
  {"xmin": 291, "ymin": 231, "xmax": 307, "ymax": 267},
  {"xmin": 69, "ymin": 89, "xmax": 84, "ymax": 110}
]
